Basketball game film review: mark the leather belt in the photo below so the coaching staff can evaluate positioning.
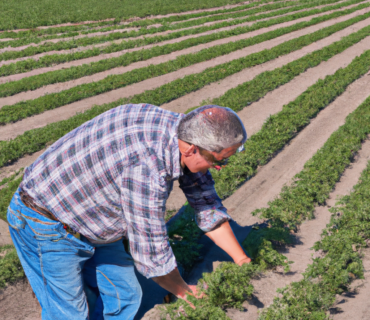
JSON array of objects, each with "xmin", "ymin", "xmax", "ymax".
[{"xmin": 19, "ymin": 189, "xmax": 79, "ymax": 236}]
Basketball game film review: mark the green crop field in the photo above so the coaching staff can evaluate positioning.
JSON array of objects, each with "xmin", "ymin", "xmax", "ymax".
[{"xmin": 1, "ymin": 0, "xmax": 370, "ymax": 319}]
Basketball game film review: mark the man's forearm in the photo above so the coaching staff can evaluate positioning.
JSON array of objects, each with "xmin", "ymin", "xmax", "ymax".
[
  {"xmin": 152, "ymin": 267, "xmax": 191, "ymax": 298},
  {"xmin": 205, "ymin": 220, "xmax": 251, "ymax": 265}
]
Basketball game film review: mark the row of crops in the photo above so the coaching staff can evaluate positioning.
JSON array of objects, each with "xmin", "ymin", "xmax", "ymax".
[{"xmin": 1, "ymin": 0, "xmax": 370, "ymax": 318}]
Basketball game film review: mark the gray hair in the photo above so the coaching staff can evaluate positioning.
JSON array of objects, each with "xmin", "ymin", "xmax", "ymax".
[{"xmin": 177, "ymin": 105, "xmax": 247, "ymax": 153}]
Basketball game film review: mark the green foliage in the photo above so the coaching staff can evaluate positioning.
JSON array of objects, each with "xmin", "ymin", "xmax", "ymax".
[
  {"xmin": 0, "ymin": 245, "xmax": 25, "ymax": 288},
  {"xmin": 3, "ymin": 1, "xmax": 366, "ymax": 96},
  {"xmin": 199, "ymin": 262, "xmax": 257, "ymax": 309},
  {"xmin": 0, "ymin": 0, "xmax": 251, "ymax": 30},
  {"xmin": 242, "ymin": 226, "xmax": 293, "ymax": 271},
  {"xmin": 0, "ymin": 175, "xmax": 23, "ymax": 222},
  {"xmin": 0, "ymin": 0, "xmax": 360, "ymax": 63},
  {"xmin": 167, "ymin": 204, "xmax": 203, "ymax": 271},
  {"xmin": 259, "ymin": 280, "xmax": 335, "ymax": 319},
  {"xmin": 162, "ymin": 262, "xmax": 259, "ymax": 319},
  {"xmin": 0, "ymin": 0, "xmax": 272, "ymax": 38},
  {"xmin": 0, "ymin": 0, "xmax": 307, "ymax": 49}
]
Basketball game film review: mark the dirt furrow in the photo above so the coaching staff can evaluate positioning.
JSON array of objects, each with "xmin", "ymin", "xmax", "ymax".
[
  {"xmin": 227, "ymin": 137, "xmax": 370, "ymax": 319},
  {"xmin": 2, "ymin": 4, "xmax": 367, "ymax": 109},
  {"xmin": 0, "ymin": 0, "xmax": 357, "ymax": 68}
]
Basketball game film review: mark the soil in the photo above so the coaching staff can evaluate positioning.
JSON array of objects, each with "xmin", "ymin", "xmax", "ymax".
[
  {"xmin": 0, "ymin": 219, "xmax": 12, "ymax": 246},
  {"xmin": 0, "ymin": 279, "xmax": 41, "ymax": 320}
]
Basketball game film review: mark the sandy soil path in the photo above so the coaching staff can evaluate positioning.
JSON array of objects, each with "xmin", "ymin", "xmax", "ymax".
[
  {"xmin": 2, "ymin": 12, "xmax": 370, "ymax": 144},
  {"xmin": 0, "ymin": 0, "xmax": 357, "ymax": 67},
  {"xmin": 1, "ymin": 2, "xmax": 360, "ymax": 85}
]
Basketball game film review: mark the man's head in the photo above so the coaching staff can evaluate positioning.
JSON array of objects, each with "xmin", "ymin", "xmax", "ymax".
[{"xmin": 177, "ymin": 105, "xmax": 247, "ymax": 173}]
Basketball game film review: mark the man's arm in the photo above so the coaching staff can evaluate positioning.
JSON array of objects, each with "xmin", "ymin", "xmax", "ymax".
[
  {"xmin": 152, "ymin": 268, "xmax": 200, "ymax": 300},
  {"xmin": 205, "ymin": 220, "xmax": 252, "ymax": 265},
  {"xmin": 179, "ymin": 168, "xmax": 251, "ymax": 265}
]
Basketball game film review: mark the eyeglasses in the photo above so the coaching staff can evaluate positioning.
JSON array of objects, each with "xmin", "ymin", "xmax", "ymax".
[{"xmin": 197, "ymin": 144, "xmax": 244, "ymax": 167}]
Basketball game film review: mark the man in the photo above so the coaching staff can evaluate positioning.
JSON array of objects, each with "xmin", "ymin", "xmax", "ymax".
[{"xmin": 7, "ymin": 104, "xmax": 251, "ymax": 320}]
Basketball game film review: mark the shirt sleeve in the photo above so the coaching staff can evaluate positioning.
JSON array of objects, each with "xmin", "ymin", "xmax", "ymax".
[
  {"xmin": 178, "ymin": 168, "xmax": 231, "ymax": 232},
  {"xmin": 120, "ymin": 164, "xmax": 177, "ymax": 279}
]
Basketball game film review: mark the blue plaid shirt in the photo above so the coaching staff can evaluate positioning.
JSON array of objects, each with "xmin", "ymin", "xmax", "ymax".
[{"xmin": 21, "ymin": 104, "xmax": 230, "ymax": 278}]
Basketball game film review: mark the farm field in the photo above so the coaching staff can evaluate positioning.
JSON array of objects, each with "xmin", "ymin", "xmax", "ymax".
[{"xmin": 1, "ymin": 0, "xmax": 370, "ymax": 319}]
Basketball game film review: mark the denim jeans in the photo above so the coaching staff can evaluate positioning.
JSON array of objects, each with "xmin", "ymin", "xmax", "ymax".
[{"xmin": 7, "ymin": 189, "xmax": 142, "ymax": 320}]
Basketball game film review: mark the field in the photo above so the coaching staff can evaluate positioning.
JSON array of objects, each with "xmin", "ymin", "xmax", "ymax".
[{"xmin": 1, "ymin": 0, "xmax": 370, "ymax": 319}]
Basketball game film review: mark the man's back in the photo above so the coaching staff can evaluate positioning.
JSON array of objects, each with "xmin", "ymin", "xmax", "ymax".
[{"xmin": 21, "ymin": 103, "xmax": 183, "ymax": 242}]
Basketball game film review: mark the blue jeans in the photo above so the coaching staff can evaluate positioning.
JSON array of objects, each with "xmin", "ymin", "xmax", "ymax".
[{"xmin": 7, "ymin": 189, "xmax": 142, "ymax": 320}]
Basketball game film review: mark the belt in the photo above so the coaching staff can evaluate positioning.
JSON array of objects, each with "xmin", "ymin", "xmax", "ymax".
[{"xmin": 19, "ymin": 189, "xmax": 80, "ymax": 238}]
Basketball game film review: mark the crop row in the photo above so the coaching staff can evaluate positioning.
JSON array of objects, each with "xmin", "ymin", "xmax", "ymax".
[
  {"xmin": 0, "ymin": 0, "xmax": 303, "ymax": 51},
  {"xmin": 0, "ymin": 0, "xmax": 332, "ymax": 47},
  {"xmin": 0, "ymin": 0, "xmax": 285, "ymax": 39},
  {"xmin": 1, "ymin": 0, "xmax": 362, "ymax": 77},
  {"xmin": 163, "ymin": 62, "xmax": 370, "ymax": 320},
  {"xmin": 1, "ymin": 3, "xmax": 367, "ymax": 98},
  {"xmin": 2, "ymin": 9, "xmax": 369, "ymax": 127},
  {"xmin": 259, "ymin": 99, "xmax": 370, "ymax": 318},
  {"xmin": 2, "ymin": 0, "xmax": 275, "ymax": 31},
  {"xmin": 0, "ymin": 0, "xmax": 354, "ymax": 62},
  {"xmin": 1, "ymin": 12, "xmax": 370, "ymax": 168},
  {"xmin": 0, "ymin": 0, "xmax": 305, "ymax": 49}
]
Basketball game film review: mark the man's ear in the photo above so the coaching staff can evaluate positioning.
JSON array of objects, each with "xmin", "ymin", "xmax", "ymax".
[{"xmin": 182, "ymin": 144, "xmax": 195, "ymax": 157}]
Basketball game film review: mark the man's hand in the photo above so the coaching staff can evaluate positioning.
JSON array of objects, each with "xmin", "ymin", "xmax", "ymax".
[
  {"xmin": 236, "ymin": 256, "xmax": 252, "ymax": 266},
  {"xmin": 152, "ymin": 268, "xmax": 203, "ymax": 309}
]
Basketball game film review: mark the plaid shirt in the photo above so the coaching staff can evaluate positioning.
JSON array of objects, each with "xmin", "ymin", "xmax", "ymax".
[{"xmin": 21, "ymin": 104, "xmax": 230, "ymax": 278}]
